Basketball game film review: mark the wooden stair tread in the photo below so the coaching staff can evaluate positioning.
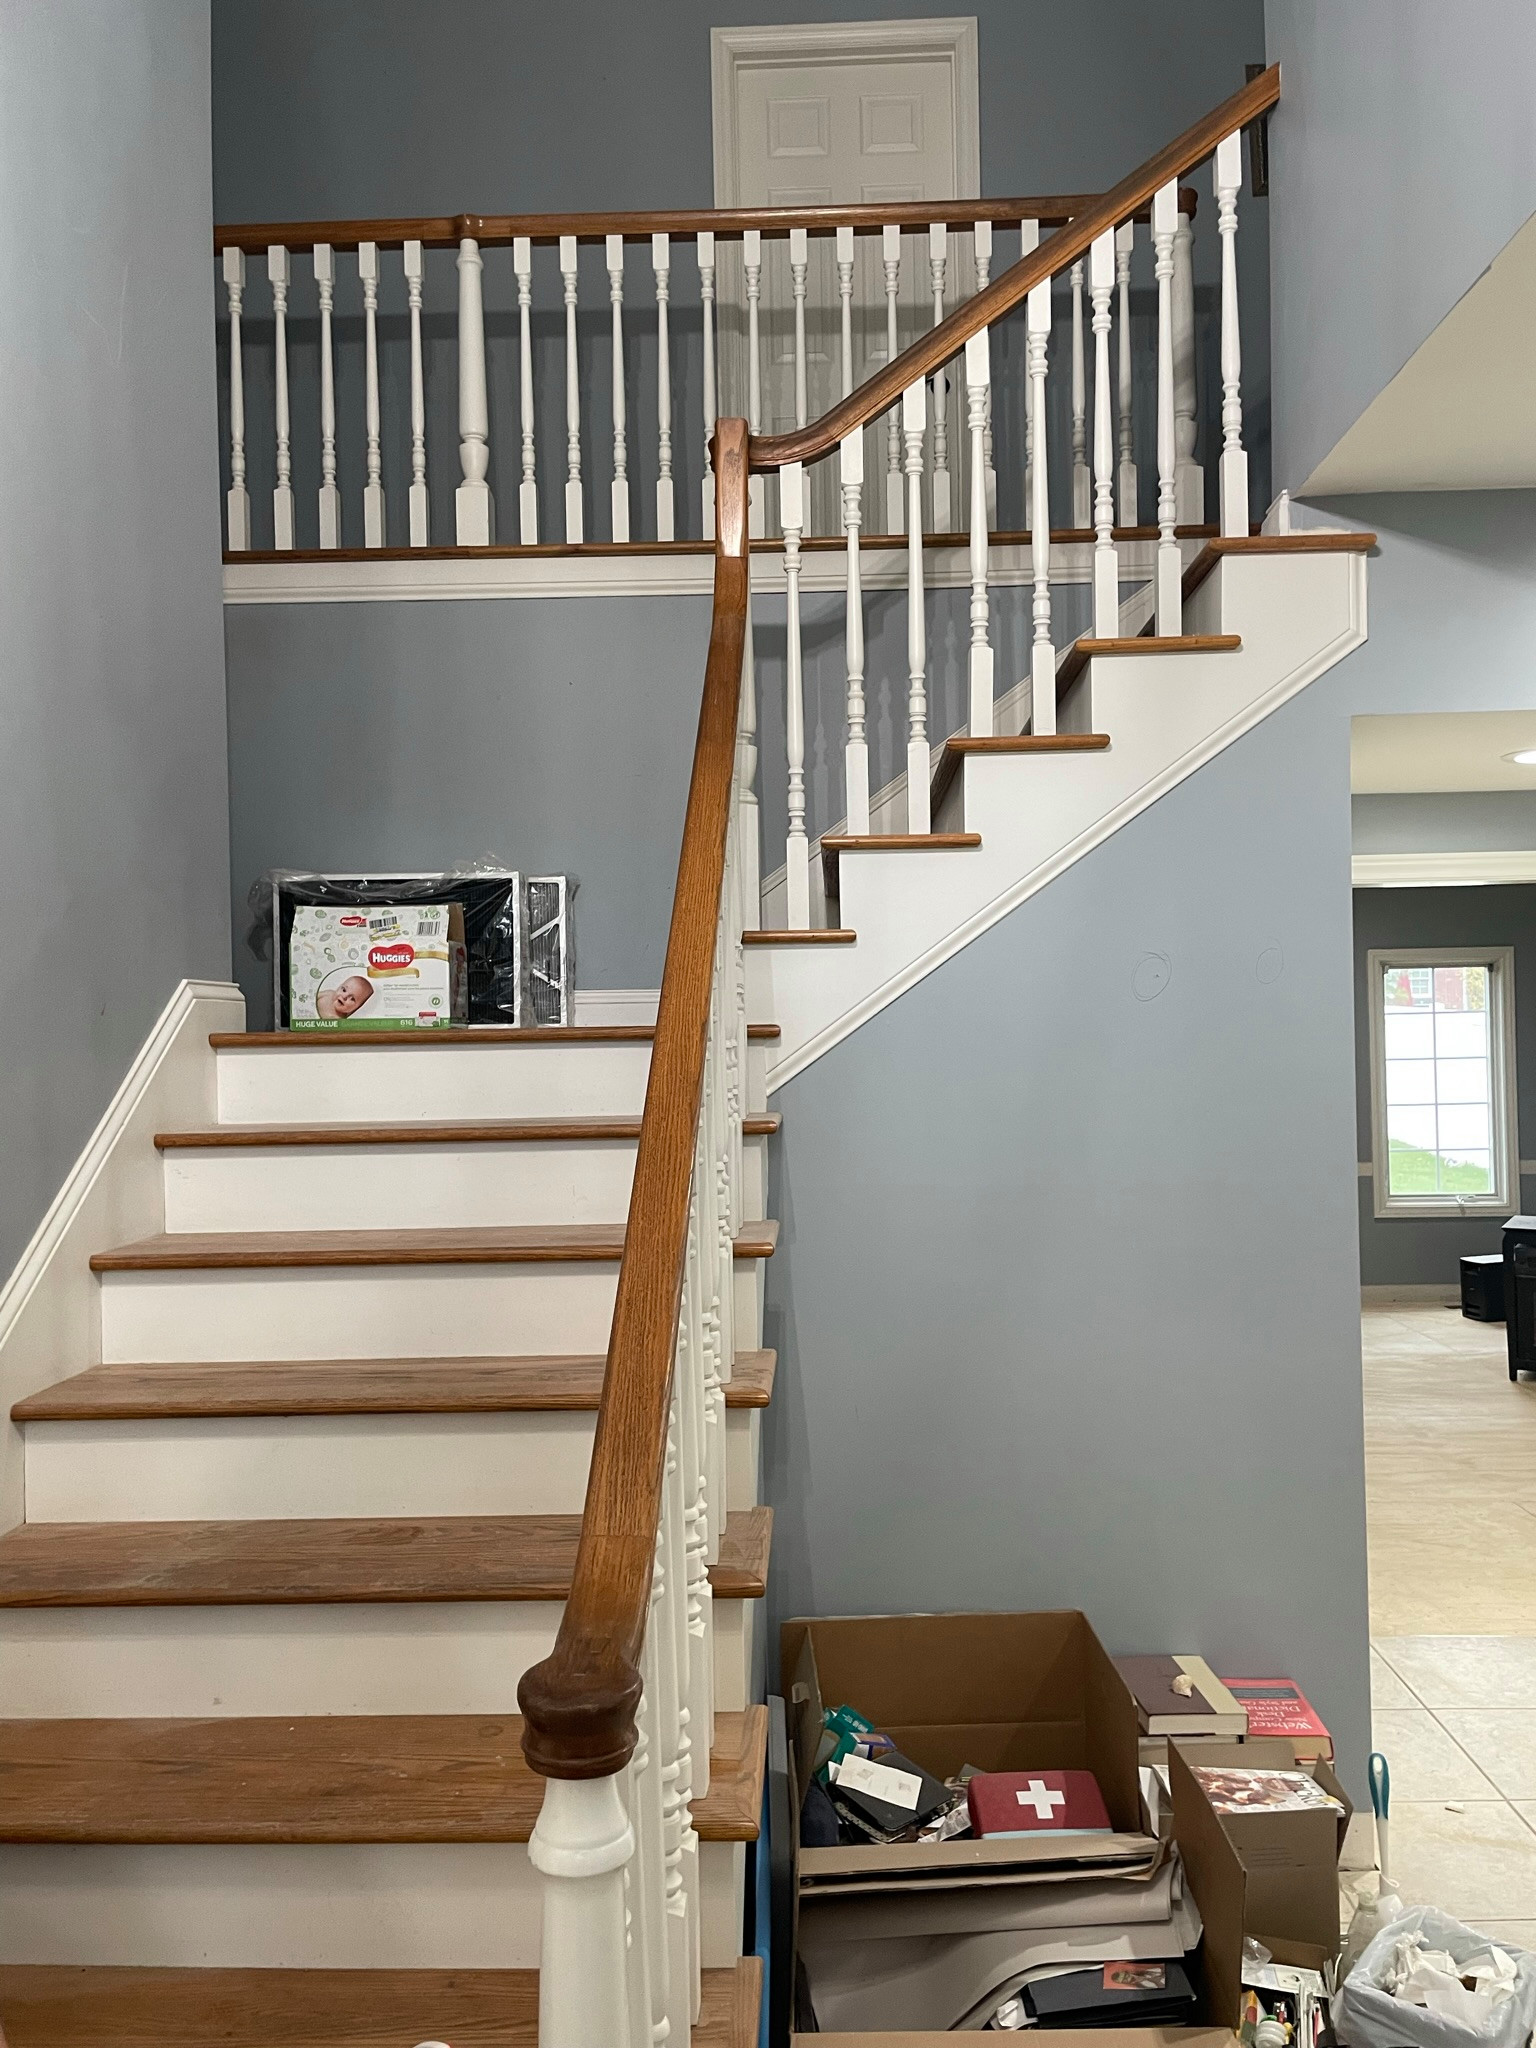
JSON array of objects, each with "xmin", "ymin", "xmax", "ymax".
[
  {"xmin": 211, "ymin": 1024, "xmax": 781, "ymax": 1047},
  {"xmin": 1181, "ymin": 527, "xmax": 1377, "ymax": 602},
  {"xmin": 1056, "ymin": 631, "xmax": 1241, "ymax": 693},
  {"xmin": 0, "ymin": 1958, "xmax": 761, "ymax": 2048},
  {"xmin": 89, "ymin": 1219, "xmax": 778, "ymax": 1271},
  {"xmin": 0, "ymin": 1505, "xmax": 772, "ymax": 1606},
  {"xmin": 742, "ymin": 928, "xmax": 856, "ymax": 944},
  {"xmin": 0, "ymin": 1704, "xmax": 765, "ymax": 1844},
  {"xmin": 930, "ymin": 732, "xmax": 1110, "ymax": 811},
  {"xmin": 820, "ymin": 832, "xmax": 981, "ymax": 895},
  {"xmin": 14, "ymin": 1349, "xmax": 778, "ymax": 1421},
  {"xmin": 156, "ymin": 1113, "xmax": 781, "ymax": 1149}
]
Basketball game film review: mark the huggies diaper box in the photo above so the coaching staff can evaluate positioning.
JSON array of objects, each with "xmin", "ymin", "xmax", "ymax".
[{"xmin": 289, "ymin": 904, "xmax": 468, "ymax": 1029}]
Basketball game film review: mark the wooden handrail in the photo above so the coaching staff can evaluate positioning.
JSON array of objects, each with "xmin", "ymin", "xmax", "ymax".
[
  {"xmin": 517, "ymin": 418, "xmax": 750, "ymax": 1780},
  {"xmin": 212, "ymin": 194, "xmax": 1103, "ymax": 256},
  {"xmin": 752, "ymin": 63, "xmax": 1278, "ymax": 472}
]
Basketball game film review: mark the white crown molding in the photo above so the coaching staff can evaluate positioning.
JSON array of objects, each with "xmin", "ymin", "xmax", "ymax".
[{"xmin": 1351, "ymin": 849, "xmax": 1536, "ymax": 889}]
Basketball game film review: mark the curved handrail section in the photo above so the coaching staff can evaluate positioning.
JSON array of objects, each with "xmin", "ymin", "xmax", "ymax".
[
  {"xmin": 517, "ymin": 418, "xmax": 750, "ymax": 1780},
  {"xmin": 752, "ymin": 63, "xmax": 1279, "ymax": 473}
]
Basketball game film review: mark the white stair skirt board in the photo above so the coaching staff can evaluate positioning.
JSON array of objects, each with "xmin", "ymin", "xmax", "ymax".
[
  {"xmin": 0, "ymin": 1596, "xmax": 755, "ymax": 1719},
  {"xmin": 0, "ymin": 1839, "xmax": 743, "ymax": 1972},
  {"xmin": 97, "ymin": 1259, "xmax": 766, "ymax": 1364},
  {"xmin": 0, "ymin": 980, "xmax": 243, "ymax": 1537},
  {"xmin": 162, "ymin": 1130, "xmax": 772, "ymax": 1234},
  {"xmin": 750, "ymin": 550, "xmax": 1367, "ymax": 1088},
  {"xmin": 24, "ymin": 1405, "xmax": 762, "ymax": 1523}
]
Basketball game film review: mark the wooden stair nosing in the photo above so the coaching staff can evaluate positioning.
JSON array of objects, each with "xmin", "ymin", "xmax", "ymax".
[
  {"xmin": 0, "ymin": 1704, "xmax": 765, "ymax": 1845},
  {"xmin": 89, "ymin": 1218, "xmax": 779, "ymax": 1272},
  {"xmin": 819, "ymin": 831, "xmax": 982, "ymax": 896},
  {"xmin": 13, "ymin": 1348, "xmax": 779, "ymax": 1422},
  {"xmin": 210, "ymin": 1023, "xmax": 782, "ymax": 1048},
  {"xmin": 1181, "ymin": 527, "xmax": 1378, "ymax": 604},
  {"xmin": 0, "ymin": 1504, "xmax": 772, "ymax": 1606},
  {"xmin": 742, "ymin": 928, "xmax": 856, "ymax": 945},
  {"xmin": 155, "ymin": 1112, "xmax": 781, "ymax": 1149},
  {"xmin": 929, "ymin": 732, "xmax": 1111, "ymax": 813},
  {"xmin": 0, "ymin": 1957, "xmax": 762, "ymax": 2048},
  {"xmin": 1055, "ymin": 631, "xmax": 1241, "ymax": 695}
]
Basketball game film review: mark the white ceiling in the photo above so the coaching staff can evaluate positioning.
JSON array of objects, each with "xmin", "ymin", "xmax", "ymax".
[
  {"xmin": 1352, "ymin": 711, "xmax": 1536, "ymax": 792},
  {"xmin": 1305, "ymin": 206, "xmax": 1536, "ymax": 495}
]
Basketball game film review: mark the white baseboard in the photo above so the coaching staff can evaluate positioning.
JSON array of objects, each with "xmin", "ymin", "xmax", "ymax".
[
  {"xmin": 573, "ymin": 988, "xmax": 660, "ymax": 1026},
  {"xmin": 0, "ymin": 979, "xmax": 244, "ymax": 1532},
  {"xmin": 1361, "ymin": 1284, "xmax": 1462, "ymax": 1306}
]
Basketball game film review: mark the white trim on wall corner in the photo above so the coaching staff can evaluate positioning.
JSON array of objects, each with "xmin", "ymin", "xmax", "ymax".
[
  {"xmin": 573, "ymin": 989, "xmax": 660, "ymax": 1026},
  {"xmin": 1352, "ymin": 850, "xmax": 1536, "ymax": 889}
]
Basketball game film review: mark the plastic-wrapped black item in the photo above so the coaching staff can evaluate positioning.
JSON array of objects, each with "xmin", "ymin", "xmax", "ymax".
[
  {"xmin": 524, "ymin": 874, "xmax": 576, "ymax": 1027},
  {"xmin": 249, "ymin": 862, "xmax": 525, "ymax": 1028}
]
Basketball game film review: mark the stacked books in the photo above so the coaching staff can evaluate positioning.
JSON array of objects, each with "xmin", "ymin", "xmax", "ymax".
[
  {"xmin": 1115, "ymin": 1653, "xmax": 1248, "ymax": 1763},
  {"xmin": 1219, "ymin": 1675, "xmax": 1333, "ymax": 1762}
]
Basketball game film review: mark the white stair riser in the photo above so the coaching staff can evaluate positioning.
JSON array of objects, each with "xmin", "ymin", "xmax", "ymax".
[
  {"xmin": 0, "ymin": 1839, "xmax": 743, "ymax": 1970},
  {"xmin": 25, "ymin": 1407, "xmax": 761, "ymax": 1521},
  {"xmin": 0, "ymin": 1599, "xmax": 754, "ymax": 1717},
  {"xmin": 162, "ymin": 1133, "xmax": 771, "ymax": 1234},
  {"xmin": 98, "ymin": 1262, "xmax": 765, "ymax": 1363},
  {"xmin": 215, "ymin": 1041, "xmax": 770, "ymax": 1124}
]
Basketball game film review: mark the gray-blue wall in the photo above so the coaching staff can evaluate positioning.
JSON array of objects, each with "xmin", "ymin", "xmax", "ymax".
[{"xmin": 0, "ymin": 0, "xmax": 230, "ymax": 1275}]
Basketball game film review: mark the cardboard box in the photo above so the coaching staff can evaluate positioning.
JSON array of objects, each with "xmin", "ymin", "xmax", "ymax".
[{"xmin": 289, "ymin": 903, "xmax": 468, "ymax": 1030}]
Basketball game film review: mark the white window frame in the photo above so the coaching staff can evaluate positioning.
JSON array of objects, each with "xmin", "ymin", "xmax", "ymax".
[{"xmin": 1367, "ymin": 945, "xmax": 1520, "ymax": 1220}]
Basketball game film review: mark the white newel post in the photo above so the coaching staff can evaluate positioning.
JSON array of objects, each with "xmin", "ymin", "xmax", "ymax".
[
  {"xmin": 1069, "ymin": 258, "xmax": 1089, "ymax": 528},
  {"xmin": 781, "ymin": 461, "xmax": 809, "ymax": 928},
  {"xmin": 514, "ymin": 236, "xmax": 538, "ymax": 543},
  {"xmin": 1019, "ymin": 219, "xmax": 1040, "ymax": 509},
  {"xmin": 222, "ymin": 248, "xmax": 251, "ymax": 552},
  {"xmin": 841, "ymin": 428, "xmax": 869, "ymax": 834},
  {"xmin": 1115, "ymin": 223, "xmax": 1137, "ymax": 525},
  {"xmin": 743, "ymin": 228, "xmax": 764, "ymax": 538},
  {"xmin": 561, "ymin": 235, "xmax": 584, "ymax": 543},
  {"xmin": 1214, "ymin": 133, "xmax": 1248, "ymax": 538},
  {"xmin": 790, "ymin": 227, "xmax": 809, "ymax": 432},
  {"xmin": 359, "ymin": 241, "xmax": 386, "ymax": 548},
  {"xmin": 973, "ymin": 220, "xmax": 998, "ymax": 523},
  {"xmin": 528, "ymin": 1775, "xmax": 635, "ymax": 2048},
  {"xmin": 883, "ymin": 224, "xmax": 903, "ymax": 533},
  {"xmin": 1027, "ymin": 280, "xmax": 1055, "ymax": 737},
  {"xmin": 314, "ymin": 244, "xmax": 340, "ymax": 549},
  {"xmin": 655, "ymin": 234, "xmax": 675, "ymax": 541},
  {"xmin": 405, "ymin": 239, "xmax": 429, "ymax": 547},
  {"xmin": 1090, "ymin": 230, "xmax": 1118, "ymax": 638},
  {"xmin": 903, "ymin": 380, "xmax": 931, "ymax": 829},
  {"xmin": 455, "ymin": 235, "xmax": 494, "ymax": 545},
  {"xmin": 699, "ymin": 233, "xmax": 718, "ymax": 538},
  {"xmin": 836, "ymin": 225, "xmax": 855, "ymax": 400},
  {"xmin": 928, "ymin": 224, "xmax": 950, "ymax": 532},
  {"xmin": 606, "ymin": 236, "xmax": 630, "ymax": 544},
  {"xmin": 965, "ymin": 328, "xmax": 993, "ymax": 739},
  {"xmin": 1173, "ymin": 191, "xmax": 1203, "ymax": 524},
  {"xmin": 1153, "ymin": 181, "xmax": 1181, "ymax": 634},
  {"xmin": 268, "ymin": 246, "xmax": 293, "ymax": 551}
]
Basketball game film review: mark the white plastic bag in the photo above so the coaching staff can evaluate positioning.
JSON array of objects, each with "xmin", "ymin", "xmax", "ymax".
[{"xmin": 1334, "ymin": 1907, "xmax": 1536, "ymax": 2048}]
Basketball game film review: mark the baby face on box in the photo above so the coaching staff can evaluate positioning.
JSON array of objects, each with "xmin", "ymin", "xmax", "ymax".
[{"xmin": 290, "ymin": 905, "xmax": 467, "ymax": 1029}]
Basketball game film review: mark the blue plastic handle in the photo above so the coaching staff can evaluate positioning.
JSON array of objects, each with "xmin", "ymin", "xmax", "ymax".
[{"xmin": 1368, "ymin": 1750, "xmax": 1391, "ymax": 1820}]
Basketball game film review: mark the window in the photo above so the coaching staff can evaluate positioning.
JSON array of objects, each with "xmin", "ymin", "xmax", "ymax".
[{"xmin": 1367, "ymin": 947, "xmax": 1520, "ymax": 1217}]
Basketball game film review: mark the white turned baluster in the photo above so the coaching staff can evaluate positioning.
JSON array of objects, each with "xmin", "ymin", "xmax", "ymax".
[
  {"xmin": 359, "ymin": 241, "xmax": 385, "ymax": 548},
  {"xmin": 973, "ymin": 220, "xmax": 998, "ymax": 524},
  {"xmin": 222, "ymin": 249, "xmax": 251, "ymax": 551},
  {"xmin": 268, "ymin": 246, "xmax": 294, "ymax": 551},
  {"xmin": 1214, "ymin": 134, "xmax": 1248, "ymax": 538},
  {"xmin": 680, "ymin": 1194, "xmax": 714, "ymax": 1796},
  {"xmin": 1090, "ymin": 230, "xmax": 1118, "ymax": 637},
  {"xmin": 655, "ymin": 1403, "xmax": 693, "ymax": 2039},
  {"xmin": 666, "ymin": 1402, "xmax": 701, "ymax": 2021},
  {"xmin": 313, "ymin": 244, "xmax": 340, "ymax": 548},
  {"xmin": 841, "ymin": 429, "xmax": 868, "ymax": 833},
  {"xmin": 1019, "ymin": 220, "xmax": 1040, "ymax": 508},
  {"xmin": 903, "ymin": 381, "xmax": 931, "ymax": 829},
  {"xmin": 836, "ymin": 225, "xmax": 855, "ymax": 399},
  {"xmin": 634, "ymin": 1625, "xmax": 666, "ymax": 2048},
  {"xmin": 1115, "ymin": 222, "xmax": 1137, "ymax": 526},
  {"xmin": 927, "ymin": 224, "xmax": 950, "ymax": 532},
  {"xmin": 654, "ymin": 234, "xmax": 674, "ymax": 541},
  {"xmin": 514, "ymin": 236, "xmax": 538, "ymax": 543},
  {"xmin": 561, "ymin": 235, "xmax": 584, "ymax": 543},
  {"xmin": 455, "ymin": 235, "xmax": 494, "ymax": 544},
  {"xmin": 965, "ymin": 329, "xmax": 993, "ymax": 739},
  {"xmin": 1173, "ymin": 191, "xmax": 1203, "ymax": 523},
  {"xmin": 789, "ymin": 227, "xmax": 809, "ymax": 432},
  {"xmin": 743, "ymin": 228, "xmax": 764, "ymax": 539},
  {"xmin": 1153, "ymin": 181, "xmax": 1181, "ymax": 633},
  {"xmin": 1027, "ymin": 281, "xmax": 1055, "ymax": 737},
  {"xmin": 529, "ymin": 1775, "xmax": 635, "ymax": 2048},
  {"xmin": 882, "ymin": 224, "xmax": 903, "ymax": 533},
  {"xmin": 404, "ymin": 240, "xmax": 429, "ymax": 547},
  {"xmin": 1069, "ymin": 258, "xmax": 1090, "ymax": 527},
  {"xmin": 698, "ymin": 232, "xmax": 717, "ymax": 539},
  {"xmin": 606, "ymin": 235, "xmax": 630, "ymax": 544},
  {"xmin": 781, "ymin": 461, "xmax": 809, "ymax": 928}
]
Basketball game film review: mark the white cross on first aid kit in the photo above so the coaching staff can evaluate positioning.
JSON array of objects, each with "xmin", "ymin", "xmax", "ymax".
[{"xmin": 1016, "ymin": 1777, "xmax": 1068, "ymax": 1819}]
